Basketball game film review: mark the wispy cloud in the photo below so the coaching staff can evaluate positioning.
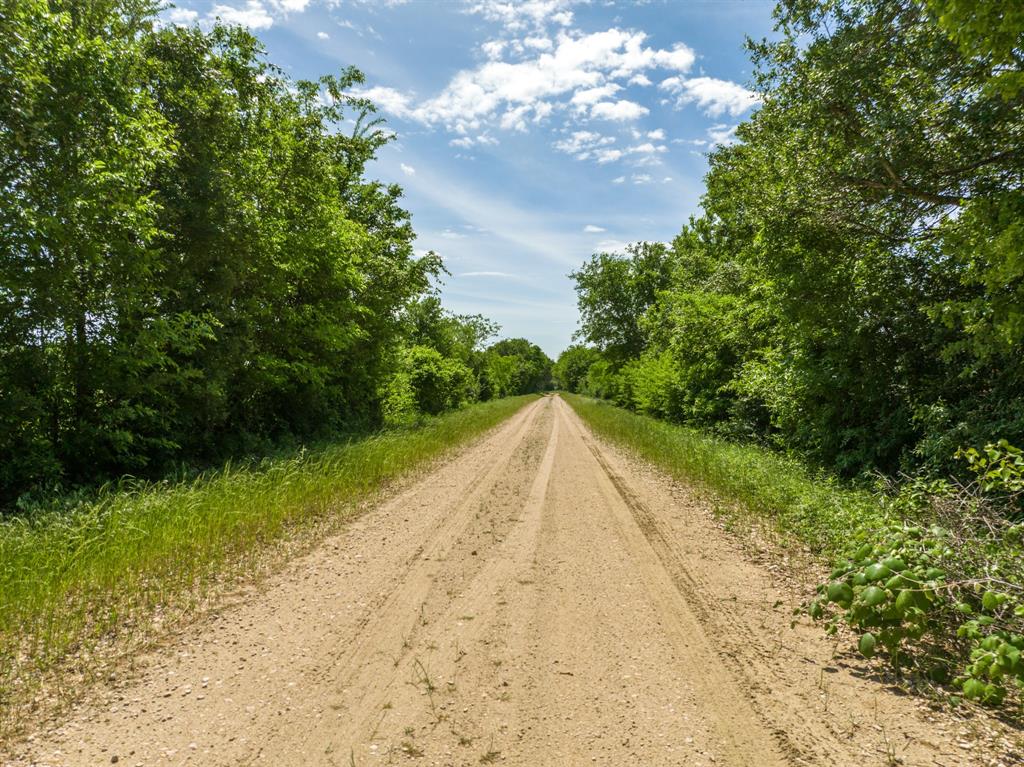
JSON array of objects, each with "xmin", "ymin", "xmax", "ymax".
[
  {"xmin": 458, "ymin": 271, "xmax": 516, "ymax": 278},
  {"xmin": 465, "ymin": 0, "xmax": 576, "ymax": 32},
  {"xmin": 165, "ymin": 7, "xmax": 198, "ymax": 25}
]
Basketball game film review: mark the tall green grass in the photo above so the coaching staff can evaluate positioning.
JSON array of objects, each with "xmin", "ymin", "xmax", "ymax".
[
  {"xmin": 0, "ymin": 395, "xmax": 535, "ymax": 726},
  {"xmin": 563, "ymin": 394, "xmax": 890, "ymax": 557}
]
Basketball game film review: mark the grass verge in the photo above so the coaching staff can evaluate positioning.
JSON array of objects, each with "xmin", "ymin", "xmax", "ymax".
[
  {"xmin": 0, "ymin": 394, "xmax": 536, "ymax": 733},
  {"xmin": 562, "ymin": 393, "xmax": 888, "ymax": 559}
]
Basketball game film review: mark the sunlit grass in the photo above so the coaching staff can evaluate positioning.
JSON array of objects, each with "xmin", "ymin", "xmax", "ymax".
[
  {"xmin": 0, "ymin": 395, "xmax": 535, "ymax": 728},
  {"xmin": 563, "ymin": 393, "xmax": 889, "ymax": 557}
]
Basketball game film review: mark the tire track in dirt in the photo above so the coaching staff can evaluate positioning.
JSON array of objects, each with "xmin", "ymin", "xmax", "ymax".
[{"xmin": 549, "ymin": 398, "xmax": 790, "ymax": 766}]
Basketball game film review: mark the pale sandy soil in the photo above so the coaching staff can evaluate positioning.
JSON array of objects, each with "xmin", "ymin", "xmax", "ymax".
[{"xmin": 4, "ymin": 395, "xmax": 1020, "ymax": 766}]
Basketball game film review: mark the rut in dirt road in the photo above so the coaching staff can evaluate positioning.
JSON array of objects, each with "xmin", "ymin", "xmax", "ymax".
[{"xmin": 5, "ymin": 396, "xmax": 999, "ymax": 766}]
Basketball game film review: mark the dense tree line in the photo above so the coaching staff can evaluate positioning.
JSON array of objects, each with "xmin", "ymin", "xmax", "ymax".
[
  {"xmin": 558, "ymin": 0, "xmax": 1023, "ymax": 478},
  {"xmin": 0, "ymin": 0, "xmax": 551, "ymax": 508}
]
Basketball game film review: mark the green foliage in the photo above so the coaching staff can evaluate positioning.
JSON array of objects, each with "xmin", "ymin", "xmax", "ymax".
[
  {"xmin": 0, "ymin": 2, "xmax": 529, "ymax": 507},
  {"xmin": 923, "ymin": 0, "xmax": 1024, "ymax": 97},
  {"xmin": 404, "ymin": 345, "xmax": 478, "ymax": 416},
  {"xmin": 486, "ymin": 338, "xmax": 554, "ymax": 394},
  {"xmin": 569, "ymin": 0, "xmax": 1023, "ymax": 477},
  {"xmin": 569, "ymin": 242, "xmax": 672, "ymax": 365},
  {"xmin": 957, "ymin": 440, "xmax": 1024, "ymax": 496},
  {"xmin": 809, "ymin": 444, "xmax": 1024, "ymax": 706},
  {"xmin": 618, "ymin": 351, "xmax": 686, "ymax": 421},
  {"xmin": 552, "ymin": 344, "xmax": 601, "ymax": 393}
]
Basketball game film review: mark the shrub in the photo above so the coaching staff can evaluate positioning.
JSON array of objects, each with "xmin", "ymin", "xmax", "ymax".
[
  {"xmin": 405, "ymin": 345, "xmax": 478, "ymax": 415},
  {"xmin": 810, "ymin": 441, "xmax": 1024, "ymax": 705}
]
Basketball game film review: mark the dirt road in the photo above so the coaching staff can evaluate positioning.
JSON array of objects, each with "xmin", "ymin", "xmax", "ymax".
[{"xmin": 6, "ymin": 396, "xmax": 1012, "ymax": 766}]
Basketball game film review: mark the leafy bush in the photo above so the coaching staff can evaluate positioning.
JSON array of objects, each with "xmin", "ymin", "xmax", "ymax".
[
  {"xmin": 405, "ymin": 345, "xmax": 478, "ymax": 415},
  {"xmin": 811, "ymin": 441, "xmax": 1024, "ymax": 705},
  {"xmin": 618, "ymin": 351, "xmax": 685, "ymax": 420},
  {"xmin": 379, "ymin": 370, "xmax": 420, "ymax": 428},
  {"xmin": 552, "ymin": 345, "xmax": 601, "ymax": 392}
]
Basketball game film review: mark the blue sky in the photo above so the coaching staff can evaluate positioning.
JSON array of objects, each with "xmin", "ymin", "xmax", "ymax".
[{"xmin": 162, "ymin": 1, "xmax": 776, "ymax": 357}]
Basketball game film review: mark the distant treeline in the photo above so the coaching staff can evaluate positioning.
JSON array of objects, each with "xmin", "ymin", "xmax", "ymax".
[
  {"xmin": 0, "ymin": 1, "xmax": 551, "ymax": 508},
  {"xmin": 556, "ymin": 0, "xmax": 1023, "ymax": 477}
]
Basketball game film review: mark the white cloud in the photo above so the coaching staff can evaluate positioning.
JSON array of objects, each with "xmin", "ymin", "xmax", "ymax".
[
  {"xmin": 270, "ymin": 0, "xmax": 310, "ymax": 10},
  {"xmin": 628, "ymin": 142, "xmax": 665, "ymax": 154},
  {"xmin": 466, "ymin": 0, "xmax": 575, "ymax": 32},
  {"xmin": 596, "ymin": 238, "xmax": 629, "ymax": 251},
  {"xmin": 662, "ymin": 176, "xmax": 673, "ymax": 183},
  {"xmin": 646, "ymin": 128, "xmax": 666, "ymax": 140},
  {"xmin": 210, "ymin": 1, "xmax": 274, "ymax": 29},
  {"xmin": 451, "ymin": 133, "xmax": 500, "ymax": 148},
  {"xmin": 166, "ymin": 7, "xmax": 198, "ymax": 25},
  {"xmin": 206, "ymin": 0, "xmax": 317, "ymax": 30},
  {"xmin": 554, "ymin": 130, "xmax": 665, "ymax": 165},
  {"xmin": 660, "ymin": 76, "xmax": 760, "ymax": 117},
  {"xmin": 317, "ymin": 31, "xmax": 329, "ymax": 39},
  {"xmin": 481, "ymin": 40, "xmax": 507, "ymax": 59},
  {"xmin": 355, "ymin": 86, "xmax": 417, "ymax": 120},
  {"xmin": 441, "ymin": 228, "xmax": 467, "ymax": 239},
  {"xmin": 594, "ymin": 148, "xmax": 623, "ymax": 163},
  {"xmin": 628, "ymin": 73, "xmax": 652, "ymax": 87},
  {"xmin": 590, "ymin": 99, "xmax": 648, "ymax": 121},
  {"xmin": 524, "ymin": 36, "xmax": 553, "ymax": 50},
  {"xmin": 553, "ymin": 130, "xmax": 613, "ymax": 155},
  {"xmin": 707, "ymin": 123, "xmax": 740, "ymax": 147},
  {"xmin": 631, "ymin": 173, "xmax": 653, "ymax": 184},
  {"xmin": 569, "ymin": 83, "xmax": 621, "ymax": 109},
  {"xmin": 459, "ymin": 271, "xmax": 516, "ymax": 278},
  {"xmin": 583, "ymin": 224, "xmax": 606, "ymax": 233},
  {"xmin": 400, "ymin": 163, "xmax": 416, "ymax": 176},
  {"xmin": 363, "ymin": 28, "xmax": 693, "ymax": 137},
  {"xmin": 611, "ymin": 176, "xmax": 626, "ymax": 184}
]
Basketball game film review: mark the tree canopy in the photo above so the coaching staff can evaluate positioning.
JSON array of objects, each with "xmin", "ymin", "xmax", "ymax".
[
  {"xmin": 561, "ymin": 0, "xmax": 1024, "ymax": 477},
  {"xmin": 0, "ymin": 1, "xmax": 548, "ymax": 507}
]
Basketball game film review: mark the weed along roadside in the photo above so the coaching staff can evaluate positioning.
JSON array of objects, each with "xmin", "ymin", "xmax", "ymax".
[{"xmin": 0, "ymin": 395, "xmax": 537, "ymax": 738}]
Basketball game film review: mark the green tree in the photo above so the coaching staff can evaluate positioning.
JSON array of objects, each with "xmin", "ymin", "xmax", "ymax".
[
  {"xmin": 487, "ymin": 338, "xmax": 553, "ymax": 394},
  {"xmin": 0, "ymin": 0, "xmax": 185, "ymax": 493},
  {"xmin": 569, "ymin": 242, "xmax": 673, "ymax": 365},
  {"xmin": 552, "ymin": 345, "xmax": 601, "ymax": 393}
]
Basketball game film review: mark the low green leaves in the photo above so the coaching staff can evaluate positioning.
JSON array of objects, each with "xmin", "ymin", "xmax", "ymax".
[
  {"xmin": 859, "ymin": 633, "xmax": 877, "ymax": 658},
  {"xmin": 809, "ymin": 510, "xmax": 1024, "ymax": 709}
]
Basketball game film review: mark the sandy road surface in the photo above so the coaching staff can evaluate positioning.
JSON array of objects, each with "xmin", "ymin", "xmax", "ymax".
[{"xmin": 5, "ymin": 395, "xmax": 1014, "ymax": 766}]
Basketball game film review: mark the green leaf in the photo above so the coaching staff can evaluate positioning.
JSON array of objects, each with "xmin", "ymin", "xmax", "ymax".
[{"xmin": 858, "ymin": 633, "xmax": 877, "ymax": 658}]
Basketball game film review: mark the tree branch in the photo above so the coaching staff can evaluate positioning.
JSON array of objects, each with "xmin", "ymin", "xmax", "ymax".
[{"xmin": 836, "ymin": 175, "xmax": 967, "ymax": 206}]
